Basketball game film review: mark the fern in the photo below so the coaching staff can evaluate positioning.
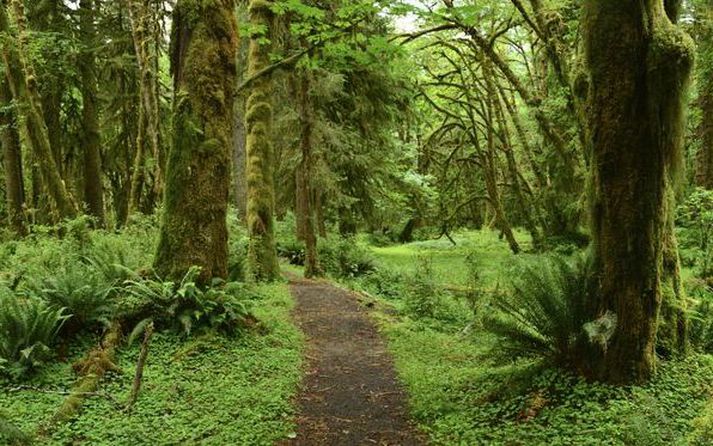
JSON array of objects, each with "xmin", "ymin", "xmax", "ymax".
[
  {"xmin": 28, "ymin": 263, "xmax": 115, "ymax": 330},
  {"xmin": 0, "ymin": 287, "xmax": 69, "ymax": 378},
  {"xmin": 124, "ymin": 267, "xmax": 255, "ymax": 338},
  {"xmin": 482, "ymin": 255, "xmax": 590, "ymax": 366}
]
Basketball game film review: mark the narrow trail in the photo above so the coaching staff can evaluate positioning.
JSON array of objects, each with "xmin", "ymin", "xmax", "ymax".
[{"xmin": 281, "ymin": 275, "xmax": 424, "ymax": 446}]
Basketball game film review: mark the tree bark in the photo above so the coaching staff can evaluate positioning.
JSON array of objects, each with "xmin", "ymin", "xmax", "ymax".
[
  {"xmin": 126, "ymin": 0, "xmax": 162, "ymax": 220},
  {"xmin": 695, "ymin": 0, "xmax": 713, "ymax": 189},
  {"xmin": 583, "ymin": 0, "xmax": 693, "ymax": 383},
  {"xmin": 295, "ymin": 72, "xmax": 322, "ymax": 278},
  {"xmin": 0, "ymin": 78, "xmax": 26, "ymax": 236},
  {"xmin": 79, "ymin": 0, "xmax": 106, "ymax": 227},
  {"xmin": 154, "ymin": 0, "xmax": 237, "ymax": 282},
  {"xmin": 245, "ymin": 0, "xmax": 280, "ymax": 281}
]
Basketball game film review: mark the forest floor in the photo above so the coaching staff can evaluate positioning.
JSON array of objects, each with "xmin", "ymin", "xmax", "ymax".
[{"xmin": 282, "ymin": 273, "xmax": 424, "ymax": 446}]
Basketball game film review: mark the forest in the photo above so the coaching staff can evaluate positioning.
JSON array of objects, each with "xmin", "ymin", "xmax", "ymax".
[{"xmin": 2, "ymin": 0, "xmax": 713, "ymax": 444}]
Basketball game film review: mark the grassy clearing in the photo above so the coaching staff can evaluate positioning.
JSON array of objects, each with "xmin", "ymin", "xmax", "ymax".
[
  {"xmin": 368, "ymin": 229, "xmax": 533, "ymax": 288},
  {"xmin": 355, "ymin": 230, "xmax": 713, "ymax": 445},
  {"xmin": 0, "ymin": 283, "xmax": 303, "ymax": 445}
]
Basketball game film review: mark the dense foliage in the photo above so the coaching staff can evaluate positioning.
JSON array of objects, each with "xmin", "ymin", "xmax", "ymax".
[{"xmin": 3, "ymin": 0, "xmax": 713, "ymax": 444}]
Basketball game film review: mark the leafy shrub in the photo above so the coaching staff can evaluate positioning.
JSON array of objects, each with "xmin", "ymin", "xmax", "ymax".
[
  {"xmin": 677, "ymin": 188, "xmax": 713, "ymax": 279},
  {"xmin": 404, "ymin": 256, "xmax": 440, "ymax": 318},
  {"xmin": 319, "ymin": 236, "xmax": 377, "ymax": 278},
  {"xmin": 0, "ymin": 288, "xmax": 69, "ymax": 378},
  {"xmin": 482, "ymin": 255, "xmax": 590, "ymax": 366},
  {"xmin": 688, "ymin": 281, "xmax": 713, "ymax": 353},
  {"xmin": 123, "ymin": 267, "xmax": 255, "ymax": 338},
  {"xmin": 227, "ymin": 213, "xmax": 248, "ymax": 281},
  {"xmin": 359, "ymin": 268, "xmax": 406, "ymax": 300},
  {"xmin": 28, "ymin": 263, "xmax": 115, "ymax": 331},
  {"xmin": 274, "ymin": 213, "xmax": 306, "ymax": 265}
]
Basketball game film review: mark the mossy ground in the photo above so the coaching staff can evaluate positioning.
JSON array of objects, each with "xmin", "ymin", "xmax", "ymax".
[{"xmin": 0, "ymin": 283, "xmax": 303, "ymax": 445}]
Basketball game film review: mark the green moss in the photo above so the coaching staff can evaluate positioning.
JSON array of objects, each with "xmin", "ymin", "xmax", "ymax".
[
  {"xmin": 154, "ymin": 0, "xmax": 237, "ymax": 282},
  {"xmin": 245, "ymin": 0, "xmax": 280, "ymax": 282}
]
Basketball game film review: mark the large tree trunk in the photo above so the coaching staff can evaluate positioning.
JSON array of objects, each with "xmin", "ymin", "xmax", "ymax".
[
  {"xmin": 245, "ymin": 0, "xmax": 280, "ymax": 281},
  {"xmin": 79, "ymin": 0, "xmax": 105, "ymax": 226},
  {"xmin": 154, "ymin": 0, "xmax": 237, "ymax": 282},
  {"xmin": 583, "ymin": 0, "xmax": 693, "ymax": 384},
  {"xmin": 295, "ymin": 72, "xmax": 322, "ymax": 278},
  {"xmin": 0, "ymin": 78, "xmax": 26, "ymax": 236},
  {"xmin": 3, "ymin": 0, "xmax": 77, "ymax": 220}
]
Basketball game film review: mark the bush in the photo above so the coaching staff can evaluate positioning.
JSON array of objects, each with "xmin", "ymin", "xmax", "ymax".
[
  {"xmin": 227, "ymin": 215, "xmax": 249, "ymax": 281},
  {"xmin": 677, "ymin": 188, "xmax": 713, "ymax": 280},
  {"xmin": 0, "ymin": 288, "xmax": 69, "ymax": 379},
  {"xmin": 688, "ymin": 281, "xmax": 713, "ymax": 353},
  {"xmin": 319, "ymin": 236, "xmax": 377, "ymax": 278},
  {"xmin": 482, "ymin": 255, "xmax": 591, "ymax": 366},
  {"xmin": 275, "ymin": 213, "xmax": 306, "ymax": 265},
  {"xmin": 123, "ymin": 267, "xmax": 255, "ymax": 338},
  {"xmin": 359, "ymin": 268, "xmax": 406, "ymax": 300},
  {"xmin": 404, "ymin": 256, "xmax": 440, "ymax": 318},
  {"xmin": 28, "ymin": 263, "xmax": 116, "ymax": 331}
]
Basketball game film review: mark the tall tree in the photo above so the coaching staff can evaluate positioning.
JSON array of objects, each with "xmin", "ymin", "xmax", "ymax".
[
  {"xmin": 126, "ymin": 0, "xmax": 163, "ymax": 220},
  {"xmin": 245, "ymin": 0, "xmax": 280, "ymax": 281},
  {"xmin": 695, "ymin": 0, "xmax": 713, "ymax": 189},
  {"xmin": 79, "ymin": 0, "xmax": 106, "ymax": 226},
  {"xmin": 2, "ymin": 0, "xmax": 77, "ymax": 220},
  {"xmin": 0, "ymin": 77, "xmax": 25, "ymax": 235},
  {"xmin": 154, "ymin": 0, "xmax": 237, "ymax": 282},
  {"xmin": 295, "ymin": 70, "xmax": 322, "ymax": 277},
  {"xmin": 583, "ymin": 0, "xmax": 693, "ymax": 383}
]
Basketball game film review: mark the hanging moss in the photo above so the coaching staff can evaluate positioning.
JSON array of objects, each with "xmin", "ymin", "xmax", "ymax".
[
  {"xmin": 154, "ymin": 0, "xmax": 237, "ymax": 282},
  {"xmin": 245, "ymin": 0, "xmax": 280, "ymax": 281}
]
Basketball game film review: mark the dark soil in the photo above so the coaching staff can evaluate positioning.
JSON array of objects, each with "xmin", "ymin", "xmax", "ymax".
[{"xmin": 281, "ymin": 276, "xmax": 425, "ymax": 446}]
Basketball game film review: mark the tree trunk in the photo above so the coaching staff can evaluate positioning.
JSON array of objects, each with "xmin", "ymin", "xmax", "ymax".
[
  {"xmin": 583, "ymin": 0, "xmax": 693, "ymax": 384},
  {"xmin": 79, "ymin": 0, "xmax": 106, "ymax": 227},
  {"xmin": 126, "ymin": 0, "xmax": 162, "ymax": 220},
  {"xmin": 234, "ymin": 95, "xmax": 248, "ymax": 220},
  {"xmin": 695, "ymin": 0, "xmax": 713, "ymax": 189},
  {"xmin": 154, "ymin": 0, "xmax": 237, "ymax": 282},
  {"xmin": 0, "ymin": 78, "xmax": 26, "ymax": 236},
  {"xmin": 245, "ymin": 0, "xmax": 280, "ymax": 281},
  {"xmin": 296, "ymin": 72, "xmax": 322, "ymax": 278},
  {"xmin": 3, "ymin": 0, "xmax": 77, "ymax": 220}
]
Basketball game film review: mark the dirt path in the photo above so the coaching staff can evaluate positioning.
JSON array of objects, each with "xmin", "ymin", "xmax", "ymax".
[{"xmin": 281, "ymin": 276, "xmax": 424, "ymax": 446}]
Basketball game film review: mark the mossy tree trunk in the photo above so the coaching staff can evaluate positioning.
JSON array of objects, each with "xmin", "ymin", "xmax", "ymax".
[
  {"xmin": 583, "ymin": 0, "xmax": 693, "ymax": 384},
  {"xmin": 79, "ymin": 0, "xmax": 105, "ymax": 227},
  {"xmin": 154, "ymin": 0, "xmax": 237, "ymax": 282},
  {"xmin": 0, "ymin": 77, "xmax": 26, "ymax": 236},
  {"xmin": 126, "ymin": 0, "xmax": 163, "ymax": 221},
  {"xmin": 295, "ymin": 71, "xmax": 322, "ymax": 278},
  {"xmin": 3, "ymin": 0, "xmax": 77, "ymax": 220},
  {"xmin": 245, "ymin": 0, "xmax": 280, "ymax": 281},
  {"xmin": 695, "ymin": 0, "xmax": 713, "ymax": 189}
]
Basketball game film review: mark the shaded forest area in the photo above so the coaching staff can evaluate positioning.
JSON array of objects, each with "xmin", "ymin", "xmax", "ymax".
[{"xmin": 2, "ymin": 0, "xmax": 713, "ymax": 444}]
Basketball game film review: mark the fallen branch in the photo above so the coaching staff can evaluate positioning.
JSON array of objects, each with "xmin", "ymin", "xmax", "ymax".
[
  {"xmin": 125, "ymin": 321, "xmax": 154, "ymax": 412},
  {"xmin": 38, "ymin": 321, "xmax": 123, "ymax": 435}
]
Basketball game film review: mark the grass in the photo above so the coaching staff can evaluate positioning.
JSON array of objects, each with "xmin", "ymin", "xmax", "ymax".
[
  {"xmin": 357, "ymin": 229, "xmax": 713, "ymax": 445},
  {"xmin": 368, "ymin": 229, "xmax": 533, "ymax": 288},
  {"xmin": 0, "ymin": 284, "xmax": 304, "ymax": 445}
]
